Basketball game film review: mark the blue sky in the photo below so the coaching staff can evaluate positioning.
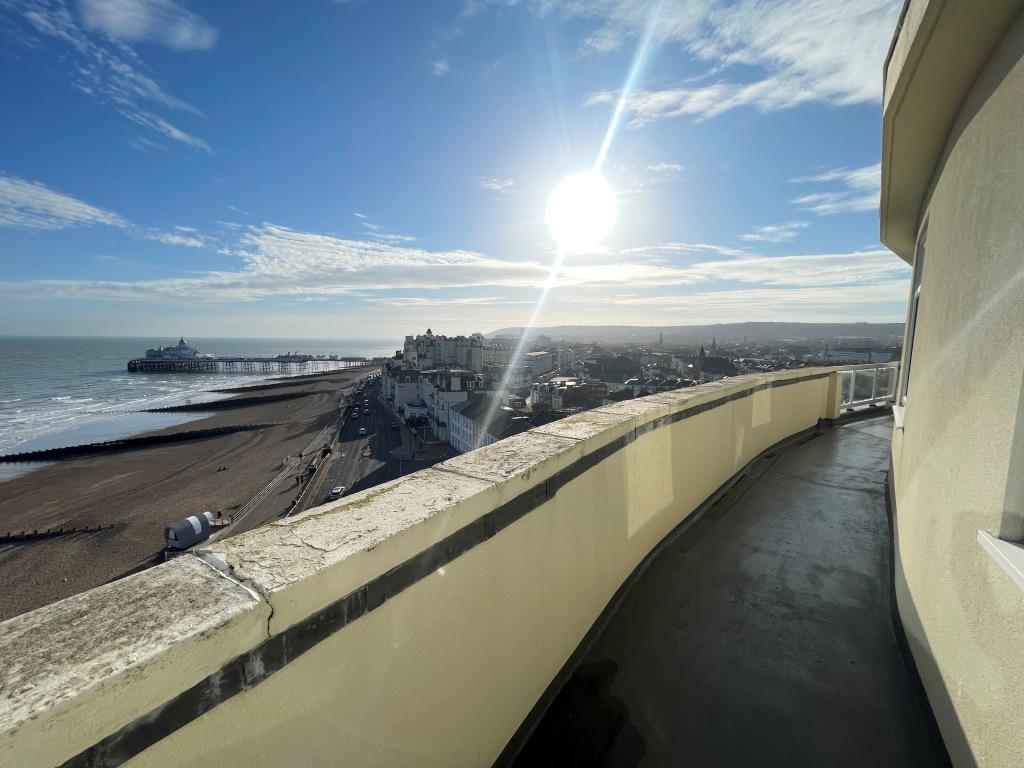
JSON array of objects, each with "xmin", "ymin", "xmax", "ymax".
[{"xmin": 0, "ymin": 0, "xmax": 909, "ymax": 339}]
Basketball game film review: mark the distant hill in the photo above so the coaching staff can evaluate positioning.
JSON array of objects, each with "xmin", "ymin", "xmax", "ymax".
[{"xmin": 487, "ymin": 322, "xmax": 904, "ymax": 345}]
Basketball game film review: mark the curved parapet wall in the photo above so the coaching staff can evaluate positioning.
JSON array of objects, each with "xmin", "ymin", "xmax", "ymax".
[{"xmin": 0, "ymin": 369, "xmax": 844, "ymax": 768}]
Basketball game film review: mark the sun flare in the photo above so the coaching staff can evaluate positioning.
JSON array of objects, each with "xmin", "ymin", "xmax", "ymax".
[{"xmin": 546, "ymin": 171, "xmax": 618, "ymax": 252}]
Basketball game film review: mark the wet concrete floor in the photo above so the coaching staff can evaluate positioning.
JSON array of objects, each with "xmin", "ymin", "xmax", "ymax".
[{"xmin": 514, "ymin": 416, "xmax": 948, "ymax": 768}]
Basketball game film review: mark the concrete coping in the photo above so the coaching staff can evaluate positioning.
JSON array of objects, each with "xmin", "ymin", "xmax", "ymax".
[
  {"xmin": 0, "ymin": 367, "xmax": 836, "ymax": 766},
  {"xmin": 0, "ymin": 556, "xmax": 270, "ymax": 767}
]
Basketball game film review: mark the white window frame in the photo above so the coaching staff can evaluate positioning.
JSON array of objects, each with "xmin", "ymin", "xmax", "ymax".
[{"xmin": 898, "ymin": 223, "xmax": 926, "ymax": 411}]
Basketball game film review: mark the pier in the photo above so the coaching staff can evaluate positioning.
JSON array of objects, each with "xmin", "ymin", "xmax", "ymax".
[{"xmin": 127, "ymin": 356, "xmax": 368, "ymax": 374}]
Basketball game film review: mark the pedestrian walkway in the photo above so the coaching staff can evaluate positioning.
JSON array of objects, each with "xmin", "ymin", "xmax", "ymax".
[{"xmin": 514, "ymin": 416, "xmax": 949, "ymax": 768}]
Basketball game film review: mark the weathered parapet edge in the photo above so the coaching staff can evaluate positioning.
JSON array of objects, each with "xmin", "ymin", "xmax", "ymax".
[
  {"xmin": 0, "ymin": 368, "xmax": 836, "ymax": 767},
  {"xmin": 0, "ymin": 556, "xmax": 271, "ymax": 768}
]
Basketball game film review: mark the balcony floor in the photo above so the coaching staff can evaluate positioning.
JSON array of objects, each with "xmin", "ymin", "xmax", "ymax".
[{"xmin": 514, "ymin": 415, "xmax": 948, "ymax": 767}]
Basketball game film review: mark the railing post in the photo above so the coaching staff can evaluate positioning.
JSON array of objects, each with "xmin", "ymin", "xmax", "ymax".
[{"xmin": 826, "ymin": 370, "xmax": 843, "ymax": 420}]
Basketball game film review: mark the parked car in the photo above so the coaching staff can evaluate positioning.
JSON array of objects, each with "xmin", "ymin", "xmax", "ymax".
[
  {"xmin": 327, "ymin": 486, "xmax": 346, "ymax": 501},
  {"xmin": 358, "ymin": 427, "xmax": 367, "ymax": 435}
]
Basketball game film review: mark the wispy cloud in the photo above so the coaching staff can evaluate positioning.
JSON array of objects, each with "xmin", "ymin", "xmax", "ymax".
[
  {"xmin": 7, "ymin": 0, "xmax": 212, "ymax": 151},
  {"xmin": 586, "ymin": 78, "xmax": 816, "ymax": 125},
  {"xmin": 0, "ymin": 173, "xmax": 128, "ymax": 230},
  {"xmin": 227, "ymin": 204, "xmax": 250, "ymax": 216},
  {"xmin": 605, "ymin": 161, "xmax": 684, "ymax": 197},
  {"xmin": 739, "ymin": 221, "xmax": 810, "ymax": 243},
  {"xmin": 682, "ymin": 249, "xmax": 905, "ymax": 287},
  {"xmin": 432, "ymin": 58, "xmax": 450, "ymax": 76},
  {"xmin": 0, "ymin": 217, "xmax": 909, "ymax": 313},
  {"xmin": 368, "ymin": 296, "xmax": 523, "ymax": 307},
  {"xmin": 78, "ymin": 0, "xmax": 217, "ymax": 51},
  {"xmin": 128, "ymin": 135, "xmax": 167, "ymax": 153},
  {"xmin": 356, "ymin": 213, "xmax": 417, "ymax": 242},
  {"xmin": 646, "ymin": 162, "xmax": 683, "ymax": 175},
  {"xmin": 478, "ymin": 177, "xmax": 514, "ymax": 191},
  {"xmin": 607, "ymin": 281, "xmax": 909, "ymax": 320},
  {"xmin": 617, "ymin": 242, "xmax": 751, "ymax": 259},
  {"xmin": 576, "ymin": 0, "xmax": 900, "ymax": 123},
  {"xmin": 145, "ymin": 230, "xmax": 206, "ymax": 248},
  {"xmin": 791, "ymin": 163, "xmax": 880, "ymax": 215},
  {"xmin": 0, "ymin": 224, "xmax": 545, "ymax": 301},
  {"xmin": 0, "ymin": 173, "xmax": 224, "ymax": 253}
]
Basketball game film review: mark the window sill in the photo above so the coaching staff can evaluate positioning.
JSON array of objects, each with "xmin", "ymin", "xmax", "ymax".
[
  {"xmin": 892, "ymin": 404, "xmax": 905, "ymax": 430},
  {"xmin": 977, "ymin": 530, "xmax": 1024, "ymax": 593}
]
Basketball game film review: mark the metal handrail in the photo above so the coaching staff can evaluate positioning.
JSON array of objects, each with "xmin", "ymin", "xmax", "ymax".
[{"xmin": 836, "ymin": 362, "xmax": 900, "ymax": 409}]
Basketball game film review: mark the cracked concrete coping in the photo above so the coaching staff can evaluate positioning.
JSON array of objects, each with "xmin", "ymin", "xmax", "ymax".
[
  {"xmin": 0, "ymin": 555, "xmax": 270, "ymax": 768},
  {"xmin": 201, "ymin": 427, "xmax": 595, "ymax": 634},
  {"xmin": 531, "ymin": 407, "xmax": 636, "ymax": 446},
  {"xmin": 201, "ymin": 466, "xmax": 503, "ymax": 633}
]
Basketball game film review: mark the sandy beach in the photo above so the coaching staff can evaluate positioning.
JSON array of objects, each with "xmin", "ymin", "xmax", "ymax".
[{"xmin": 0, "ymin": 366, "xmax": 372, "ymax": 622}]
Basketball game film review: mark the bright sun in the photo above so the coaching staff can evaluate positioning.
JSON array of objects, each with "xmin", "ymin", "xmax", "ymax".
[{"xmin": 546, "ymin": 171, "xmax": 618, "ymax": 252}]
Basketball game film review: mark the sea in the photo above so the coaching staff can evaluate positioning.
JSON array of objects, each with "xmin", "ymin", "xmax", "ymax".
[{"xmin": 0, "ymin": 336, "xmax": 394, "ymax": 480}]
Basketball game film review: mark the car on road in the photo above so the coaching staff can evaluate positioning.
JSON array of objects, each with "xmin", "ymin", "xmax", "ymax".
[
  {"xmin": 327, "ymin": 486, "xmax": 346, "ymax": 501},
  {"xmin": 363, "ymin": 408, "xmax": 370, "ymax": 414},
  {"xmin": 351, "ymin": 411, "xmax": 358, "ymax": 419},
  {"xmin": 390, "ymin": 422, "xmax": 400, "ymax": 430},
  {"xmin": 358, "ymin": 427, "xmax": 367, "ymax": 435}
]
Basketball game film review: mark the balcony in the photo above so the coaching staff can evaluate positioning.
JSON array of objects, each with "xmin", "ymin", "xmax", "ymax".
[
  {"xmin": 0, "ymin": 366, "xmax": 940, "ymax": 767},
  {"xmin": 512, "ymin": 413, "xmax": 945, "ymax": 766}
]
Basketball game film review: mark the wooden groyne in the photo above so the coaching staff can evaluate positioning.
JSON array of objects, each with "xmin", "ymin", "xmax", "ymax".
[
  {"xmin": 142, "ymin": 391, "xmax": 315, "ymax": 413},
  {"xmin": 0, "ymin": 524, "xmax": 119, "ymax": 544},
  {"xmin": 267, "ymin": 363, "xmax": 375, "ymax": 382},
  {"xmin": 0, "ymin": 424, "xmax": 276, "ymax": 463}
]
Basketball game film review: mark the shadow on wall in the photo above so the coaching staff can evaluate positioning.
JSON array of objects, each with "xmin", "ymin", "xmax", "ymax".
[{"xmin": 891, "ymin": 533, "xmax": 973, "ymax": 767}]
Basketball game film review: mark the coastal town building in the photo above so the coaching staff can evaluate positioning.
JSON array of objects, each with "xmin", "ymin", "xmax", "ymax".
[
  {"xmin": 482, "ymin": 364, "xmax": 532, "ymax": 395},
  {"xmin": 530, "ymin": 376, "xmax": 609, "ymax": 412},
  {"xmin": 521, "ymin": 350, "xmax": 555, "ymax": 376},
  {"xmin": 482, "ymin": 342, "xmax": 514, "ymax": 367},
  {"xmin": 574, "ymin": 354, "xmax": 638, "ymax": 383},
  {"xmin": 416, "ymin": 368, "xmax": 484, "ymax": 442},
  {"xmin": 380, "ymin": 361, "xmax": 421, "ymax": 411},
  {"xmin": 695, "ymin": 345, "xmax": 737, "ymax": 382},
  {"xmin": 823, "ymin": 347, "xmax": 895, "ymax": 364},
  {"xmin": 448, "ymin": 392, "xmax": 527, "ymax": 453},
  {"xmin": 402, "ymin": 329, "xmax": 485, "ymax": 372}
]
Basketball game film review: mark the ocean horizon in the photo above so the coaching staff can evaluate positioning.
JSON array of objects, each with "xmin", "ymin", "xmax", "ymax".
[{"xmin": 0, "ymin": 336, "xmax": 395, "ymax": 475}]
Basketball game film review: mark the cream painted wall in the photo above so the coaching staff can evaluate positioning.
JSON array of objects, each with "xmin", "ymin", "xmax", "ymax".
[
  {"xmin": 890, "ymin": 10, "xmax": 1024, "ymax": 767},
  {"xmin": 120, "ymin": 373, "xmax": 834, "ymax": 768}
]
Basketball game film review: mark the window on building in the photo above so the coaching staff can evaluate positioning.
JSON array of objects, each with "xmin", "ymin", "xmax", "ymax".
[{"xmin": 900, "ymin": 224, "xmax": 926, "ymax": 407}]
